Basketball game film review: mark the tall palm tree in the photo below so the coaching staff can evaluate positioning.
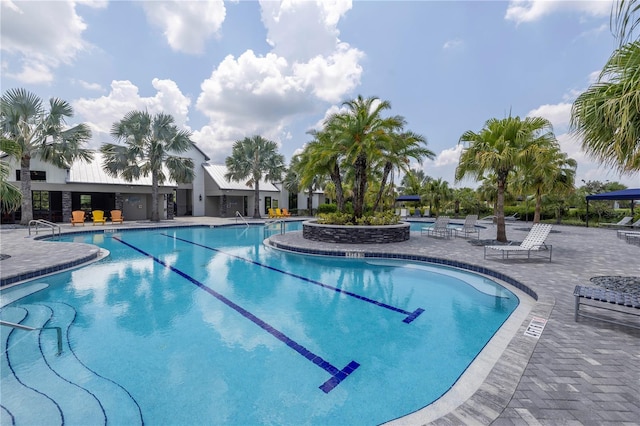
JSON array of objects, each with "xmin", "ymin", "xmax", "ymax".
[
  {"xmin": 304, "ymin": 129, "xmax": 346, "ymax": 212},
  {"xmin": 326, "ymin": 95, "xmax": 403, "ymax": 219},
  {"xmin": 570, "ymin": 40, "xmax": 640, "ymax": 174},
  {"xmin": 101, "ymin": 110, "xmax": 195, "ymax": 222},
  {"xmin": 0, "ymin": 138, "xmax": 22, "ymax": 213},
  {"xmin": 225, "ymin": 135, "xmax": 285, "ymax": 219},
  {"xmin": 0, "ymin": 88, "xmax": 93, "ymax": 224},
  {"xmin": 425, "ymin": 178, "xmax": 451, "ymax": 217},
  {"xmin": 455, "ymin": 116, "xmax": 556, "ymax": 242},
  {"xmin": 371, "ymin": 130, "xmax": 434, "ymax": 212},
  {"xmin": 514, "ymin": 145, "xmax": 577, "ymax": 223}
]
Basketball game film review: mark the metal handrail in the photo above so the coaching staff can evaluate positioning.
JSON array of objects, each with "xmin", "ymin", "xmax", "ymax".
[
  {"xmin": 264, "ymin": 219, "xmax": 285, "ymax": 239},
  {"xmin": 28, "ymin": 219, "xmax": 61, "ymax": 237},
  {"xmin": 235, "ymin": 211, "xmax": 249, "ymax": 227},
  {"xmin": 0, "ymin": 320, "xmax": 63, "ymax": 355}
]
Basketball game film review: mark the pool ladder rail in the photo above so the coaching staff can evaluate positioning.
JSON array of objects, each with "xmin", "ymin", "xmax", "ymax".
[
  {"xmin": 235, "ymin": 211, "xmax": 249, "ymax": 227},
  {"xmin": 28, "ymin": 219, "xmax": 61, "ymax": 237},
  {"xmin": 0, "ymin": 320, "xmax": 63, "ymax": 355},
  {"xmin": 264, "ymin": 219, "xmax": 286, "ymax": 239}
]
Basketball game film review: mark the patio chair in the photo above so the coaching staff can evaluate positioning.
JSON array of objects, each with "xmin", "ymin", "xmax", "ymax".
[
  {"xmin": 268, "ymin": 208, "xmax": 278, "ymax": 218},
  {"xmin": 111, "ymin": 210, "xmax": 124, "ymax": 224},
  {"xmin": 601, "ymin": 216, "xmax": 633, "ymax": 228},
  {"xmin": 620, "ymin": 218, "xmax": 640, "ymax": 229},
  {"xmin": 281, "ymin": 208, "xmax": 292, "ymax": 217},
  {"xmin": 71, "ymin": 210, "xmax": 85, "ymax": 226},
  {"xmin": 484, "ymin": 223, "xmax": 553, "ymax": 261},
  {"xmin": 92, "ymin": 210, "xmax": 107, "ymax": 225},
  {"xmin": 421, "ymin": 216, "xmax": 451, "ymax": 238},
  {"xmin": 454, "ymin": 215, "xmax": 479, "ymax": 239},
  {"xmin": 505, "ymin": 213, "xmax": 519, "ymax": 221}
]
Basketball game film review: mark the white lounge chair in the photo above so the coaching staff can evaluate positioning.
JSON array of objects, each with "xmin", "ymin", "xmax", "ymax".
[
  {"xmin": 484, "ymin": 223, "xmax": 553, "ymax": 261},
  {"xmin": 601, "ymin": 216, "xmax": 633, "ymax": 228},
  {"xmin": 620, "ymin": 218, "xmax": 640, "ymax": 229},
  {"xmin": 421, "ymin": 216, "xmax": 451, "ymax": 238},
  {"xmin": 454, "ymin": 215, "xmax": 479, "ymax": 239}
]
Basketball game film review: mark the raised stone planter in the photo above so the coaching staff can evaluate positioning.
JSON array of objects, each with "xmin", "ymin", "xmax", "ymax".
[{"xmin": 302, "ymin": 220, "xmax": 410, "ymax": 244}]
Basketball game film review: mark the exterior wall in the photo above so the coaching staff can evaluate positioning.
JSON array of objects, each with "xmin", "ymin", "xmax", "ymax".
[{"xmin": 181, "ymin": 147, "xmax": 207, "ymax": 217}]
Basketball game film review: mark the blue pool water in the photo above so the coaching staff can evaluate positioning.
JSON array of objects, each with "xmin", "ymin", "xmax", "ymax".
[{"xmin": 1, "ymin": 224, "xmax": 518, "ymax": 425}]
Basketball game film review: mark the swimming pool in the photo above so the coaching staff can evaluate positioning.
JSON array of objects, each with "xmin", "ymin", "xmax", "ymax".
[{"xmin": 1, "ymin": 224, "xmax": 519, "ymax": 425}]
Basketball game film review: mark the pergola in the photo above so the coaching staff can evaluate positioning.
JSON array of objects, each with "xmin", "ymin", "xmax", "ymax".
[{"xmin": 585, "ymin": 188, "xmax": 640, "ymax": 227}]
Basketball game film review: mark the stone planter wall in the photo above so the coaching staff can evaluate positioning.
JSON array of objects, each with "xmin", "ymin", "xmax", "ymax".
[{"xmin": 302, "ymin": 220, "xmax": 410, "ymax": 244}]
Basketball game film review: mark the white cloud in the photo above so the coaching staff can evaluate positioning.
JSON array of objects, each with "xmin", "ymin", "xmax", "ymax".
[
  {"xmin": 259, "ymin": 0, "xmax": 352, "ymax": 61},
  {"xmin": 189, "ymin": 0, "xmax": 363, "ymax": 163},
  {"xmin": 443, "ymin": 38, "xmax": 463, "ymax": 50},
  {"xmin": 434, "ymin": 144, "xmax": 463, "ymax": 167},
  {"xmin": 74, "ymin": 79, "xmax": 192, "ymax": 148},
  {"xmin": 527, "ymin": 102, "xmax": 572, "ymax": 130},
  {"xmin": 142, "ymin": 0, "xmax": 226, "ymax": 55},
  {"xmin": 0, "ymin": 0, "xmax": 91, "ymax": 84},
  {"xmin": 74, "ymin": 79, "xmax": 104, "ymax": 91},
  {"xmin": 505, "ymin": 0, "xmax": 611, "ymax": 24}
]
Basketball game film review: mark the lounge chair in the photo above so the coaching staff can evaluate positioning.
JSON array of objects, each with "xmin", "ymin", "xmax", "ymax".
[
  {"xmin": 454, "ymin": 215, "xmax": 479, "ymax": 239},
  {"xmin": 505, "ymin": 213, "xmax": 519, "ymax": 221},
  {"xmin": 421, "ymin": 216, "xmax": 451, "ymax": 238},
  {"xmin": 268, "ymin": 208, "xmax": 278, "ymax": 218},
  {"xmin": 620, "ymin": 218, "xmax": 640, "ymax": 229},
  {"xmin": 281, "ymin": 208, "xmax": 292, "ymax": 217},
  {"xmin": 275, "ymin": 208, "xmax": 284, "ymax": 218},
  {"xmin": 111, "ymin": 210, "xmax": 124, "ymax": 224},
  {"xmin": 484, "ymin": 223, "xmax": 553, "ymax": 261},
  {"xmin": 412, "ymin": 208, "xmax": 422, "ymax": 217},
  {"xmin": 601, "ymin": 216, "xmax": 633, "ymax": 228},
  {"xmin": 71, "ymin": 210, "xmax": 85, "ymax": 226},
  {"xmin": 92, "ymin": 210, "xmax": 107, "ymax": 225}
]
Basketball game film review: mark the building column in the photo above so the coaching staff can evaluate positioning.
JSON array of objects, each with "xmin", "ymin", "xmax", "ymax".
[
  {"xmin": 115, "ymin": 193, "xmax": 123, "ymax": 210},
  {"xmin": 221, "ymin": 195, "xmax": 227, "ymax": 217},
  {"xmin": 62, "ymin": 191, "xmax": 72, "ymax": 223},
  {"xmin": 167, "ymin": 193, "xmax": 174, "ymax": 220}
]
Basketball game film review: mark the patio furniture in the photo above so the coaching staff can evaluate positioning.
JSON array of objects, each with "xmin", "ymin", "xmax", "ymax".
[
  {"xmin": 92, "ymin": 210, "xmax": 107, "ymax": 225},
  {"xmin": 421, "ymin": 216, "xmax": 451, "ymax": 239},
  {"xmin": 620, "ymin": 218, "xmax": 640, "ymax": 229},
  {"xmin": 110, "ymin": 210, "xmax": 124, "ymax": 224},
  {"xmin": 71, "ymin": 210, "xmax": 85, "ymax": 226},
  {"xmin": 574, "ymin": 285, "xmax": 640, "ymax": 329},
  {"xmin": 454, "ymin": 215, "xmax": 479, "ymax": 239},
  {"xmin": 601, "ymin": 216, "xmax": 633, "ymax": 228},
  {"xmin": 484, "ymin": 223, "xmax": 553, "ymax": 261}
]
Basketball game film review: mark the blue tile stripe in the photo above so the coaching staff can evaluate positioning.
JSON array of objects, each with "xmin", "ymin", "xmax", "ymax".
[
  {"xmin": 164, "ymin": 233, "xmax": 424, "ymax": 324},
  {"xmin": 112, "ymin": 236, "xmax": 359, "ymax": 394}
]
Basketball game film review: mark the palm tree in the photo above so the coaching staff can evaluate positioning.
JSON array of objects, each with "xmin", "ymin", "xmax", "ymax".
[
  {"xmin": 371, "ymin": 130, "xmax": 434, "ymax": 212},
  {"xmin": 326, "ymin": 95, "xmax": 403, "ymax": 219},
  {"xmin": 455, "ymin": 116, "xmax": 556, "ymax": 242},
  {"xmin": 304, "ymin": 129, "xmax": 346, "ymax": 212},
  {"xmin": 0, "ymin": 138, "xmax": 22, "ymax": 213},
  {"xmin": 426, "ymin": 178, "xmax": 451, "ymax": 217},
  {"xmin": 570, "ymin": 40, "xmax": 640, "ymax": 174},
  {"xmin": 101, "ymin": 110, "xmax": 195, "ymax": 222},
  {"xmin": 0, "ymin": 88, "xmax": 93, "ymax": 224},
  {"xmin": 515, "ymin": 145, "xmax": 577, "ymax": 223},
  {"xmin": 225, "ymin": 135, "xmax": 285, "ymax": 219},
  {"xmin": 611, "ymin": 0, "xmax": 640, "ymax": 45}
]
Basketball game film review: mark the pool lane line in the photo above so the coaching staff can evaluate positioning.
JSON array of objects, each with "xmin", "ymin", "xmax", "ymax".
[
  {"xmin": 113, "ymin": 236, "xmax": 359, "ymax": 394},
  {"xmin": 163, "ymin": 233, "xmax": 424, "ymax": 324}
]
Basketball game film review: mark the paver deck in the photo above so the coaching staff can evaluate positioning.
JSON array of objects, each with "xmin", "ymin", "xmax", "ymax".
[{"xmin": 1, "ymin": 217, "xmax": 638, "ymax": 425}]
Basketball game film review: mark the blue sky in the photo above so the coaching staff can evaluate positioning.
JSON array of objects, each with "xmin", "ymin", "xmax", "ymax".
[{"xmin": 2, "ymin": 0, "xmax": 638, "ymax": 189}]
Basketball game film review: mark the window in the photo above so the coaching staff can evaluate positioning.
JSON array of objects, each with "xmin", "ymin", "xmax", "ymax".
[
  {"xmin": 32, "ymin": 191, "xmax": 50, "ymax": 211},
  {"xmin": 16, "ymin": 170, "xmax": 46, "ymax": 181},
  {"xmin": 80, "ymin": 194, "xmax": 92, "ymax": 212}
]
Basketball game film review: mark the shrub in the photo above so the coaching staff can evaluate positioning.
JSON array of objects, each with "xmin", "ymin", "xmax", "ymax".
[{"xmin": 317, "ymin": 203, "xmax": 337, "ymax": 214}]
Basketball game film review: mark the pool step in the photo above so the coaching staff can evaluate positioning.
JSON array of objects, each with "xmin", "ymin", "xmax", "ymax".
[{"xmin": 0, "ymin": 303, "xmax": 142, "ymax": 425}]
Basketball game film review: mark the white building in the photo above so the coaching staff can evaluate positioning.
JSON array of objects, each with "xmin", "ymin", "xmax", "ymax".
[{"xmin": 1, "ymin": 144, "xmax": 324, "ymax": 223}]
